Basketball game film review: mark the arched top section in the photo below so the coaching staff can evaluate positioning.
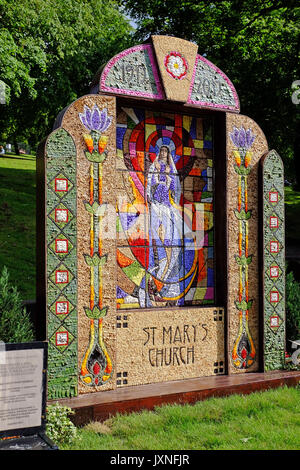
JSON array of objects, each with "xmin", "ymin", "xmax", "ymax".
[
  {"xmin": 45, "ymin": 127, "xmax": 76, "ymax": 160},
  {"xmin": 187, "ymin": 55, "xmax": 240, "ymax": 112},
  {"xmin": 261, "ymin": 149, "xmax": 284, "ymax": 174},
  {"xmin": 97, "ymin": 35, "xmax": 240, "ymax": 113},
  {"xmin": 100, "ymin": 44, "xmax": 165, "ymax": 100}
]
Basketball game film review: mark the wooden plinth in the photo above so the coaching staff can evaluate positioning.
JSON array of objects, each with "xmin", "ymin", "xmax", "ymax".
[{"xmin": 53, "ymin": 370, "xmax": 300, "ymax": 426}]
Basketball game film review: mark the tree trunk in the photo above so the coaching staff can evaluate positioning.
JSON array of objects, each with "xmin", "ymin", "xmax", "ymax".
[
  {"xmin": 13, "ymin": 137, "xmax": 20, "ymax": 155},
  {"xmin": 293, "ymin": 121, "xmax": 300, "ymax": 189}
]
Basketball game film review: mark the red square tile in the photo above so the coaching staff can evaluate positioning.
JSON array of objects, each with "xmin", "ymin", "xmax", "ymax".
[
  {"xmin": 55, "ymin": 270, "xmax": 69, "ymax": 284},
  {"xmin": 56, "ymin": 301, "xmax": 69, "ymax": 315},
  {"xmin": 55, "ymin": 239, "xmax": 68, "ymax": 254},
  {"xmin": 269, "ymin": 192, "xmax": 278, "ymax": 203},
  {"xmin": 55, "ymin": 208, "xmax": 68, "ymax": 223},
  {"xmin": 55, "ymin": 331, "xmax": 69, "ymax": 346},
  {"xmin": 55, "ymin": 178, "xmax": 68, "ymax": 192}
]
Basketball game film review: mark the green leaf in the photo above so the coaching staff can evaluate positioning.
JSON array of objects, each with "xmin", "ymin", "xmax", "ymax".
[
  {"xmin": 235, "ymin": 299, "xmax": 253, "ymax": 311},
  {"xmin": 83, "ymin": 201, "xmax": 94, "ymax": 214},
  {"xmin": 234, "ymin": 165, "xmax": 251, "ymax": 176},
  {"xmin": 234, "ymin": 209, "xmax": 252, "ymax": 220},
  {"xmin": 235, "ymin": 300, "xmax": 248, "ymax": 311},
  {"xmin": 83, "ymin": 253, "xmax": 108, "ymax": 267},
  {"xmin": 97, "ymin": 254, "xmax": 108, "ymax": 266},
  {"xmin": 83, "ymin": 201, "xmax": 107, "ymax": 216},
  {"xmin": 83, "ymin": 307, "xmax": 93, "ymax": 318},
  {"xmin": 84, "ymin": 305, "xmax": 108, "ymax": 319},
  {"xmin": 235, "ymin": 255, "xmax": 253, "ymax": 266},
  {"xmin": 85, "ymin": 151, "xmax": 107, "ymax": 163},
  {"xmin": 83, "ymin": 254, "xmax": 93, "ymax": 267},
  {"xmin": 96, "ymin": 203, "xmax": 107, "ymax": 217}
]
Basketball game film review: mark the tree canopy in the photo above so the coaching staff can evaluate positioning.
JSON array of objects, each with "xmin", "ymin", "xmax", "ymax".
[
  {"xmin": 122, "ymin": 0, "xmax": 300, "ymax": 181},
  {"xmin": 0, "ymin": 0, "xmax": 133, "ymax": 149},
  {"xmin": 0, "ymin": 0, "xmax": 299, "ymax": 182}
]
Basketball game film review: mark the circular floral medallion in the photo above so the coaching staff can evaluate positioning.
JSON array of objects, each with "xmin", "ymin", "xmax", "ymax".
[{"xmin": 164, "ymin": 52, "xmax": 188, "ymax": 80}]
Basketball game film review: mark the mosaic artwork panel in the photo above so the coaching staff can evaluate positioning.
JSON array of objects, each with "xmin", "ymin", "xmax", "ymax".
[
  {"xmin": 262, "ymin": 150, "xmax": 286, "ymax": 370},
  {"xmin": 77, "ymin": 103, "xmax": 114, "ymax": 388},
  {"xmin": 45, "ymin": 128, "xmax": 78, "ymax": 399},
  {"xmin": 229, "ymin": 125, "xmax": 257, "ymax": 370},
  {"xmin": 115, "ymin": 307, "xmax": 225, "ymax": 387},
  {"xmin": 116, "ymin": 107, "xmax": 214, "ymax": 308},
  {"xmin": 116, "ymin": 170, "xmax": 147, "ymax": 247},
  {"xmin": 100, "ymin": 44, "xmax": 165, "ymax": 100},
  {"xmin": 187, "ymin": 54, "xmax": 240, "ymax": 112}
]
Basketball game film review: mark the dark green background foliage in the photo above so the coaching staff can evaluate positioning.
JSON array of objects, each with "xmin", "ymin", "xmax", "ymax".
[
  {"xmin": 286, "ymin": 270, "xmax": 300, "ymax": 345},
  {"xmin": 1, "ymin": 0, "xmax": 299, "ymax": 183},
  {"xmin": 0, "ymin": 0, "xmax": 133, "ymax": 150}
]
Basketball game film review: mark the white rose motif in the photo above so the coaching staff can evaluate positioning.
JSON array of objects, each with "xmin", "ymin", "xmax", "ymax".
[{"xmin": 164, "ymin": 52, "xmax": 188, "ymax": 80}]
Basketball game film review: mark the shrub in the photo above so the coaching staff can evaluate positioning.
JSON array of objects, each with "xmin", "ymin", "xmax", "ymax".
[
  {"xmin": 0, "ymin": 266, "xmax": 34, "ymax": 343},
  {"xmin": 46, "ymin": 403, "xmax": 79, "ymax": 446},
  {"xmin": 286, "ymin": 270, "xmax": 300, "ymax": 347}
]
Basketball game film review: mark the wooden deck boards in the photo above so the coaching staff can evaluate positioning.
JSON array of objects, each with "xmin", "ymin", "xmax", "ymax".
[{"xmin": 53, "ymin": 370, "xmax": 300, "ymax": 425}]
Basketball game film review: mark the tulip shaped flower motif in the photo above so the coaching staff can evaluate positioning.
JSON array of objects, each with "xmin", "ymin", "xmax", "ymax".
[
  {"xmin": 229, "ymin": 126, "xmax": 255, "ymax": 150},
  {"xmin": 229, "ymin": 124, "xmax": 256, "ymax": 370},
  {"xmin": 79, "ymin": 104, "xmax": 112, "ymax": 163},
  {"xmin": 230, "ymin": 126, "xmax": 255, "ymax": 176}
]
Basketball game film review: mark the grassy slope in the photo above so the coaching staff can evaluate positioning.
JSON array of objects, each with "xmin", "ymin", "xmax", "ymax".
[
  {"xmin": 0, "ymin": 154, "xmax": 36, "ymax": 299},
  {"xmin": 62, "ymin": 386, "xmax": 300, "ymax": 450}
]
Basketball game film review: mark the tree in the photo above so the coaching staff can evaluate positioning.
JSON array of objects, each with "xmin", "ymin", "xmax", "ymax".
[
  {"xmin": 0, "ymin": 0, "xmax": 133, "ymax": 150},
  {"xmin": 0, "ymin": 266, "xmax": 34, "ymax": 343},
  {"xmin": 121, "ymin": 0, "xmax": 300, "ymax": 183}
]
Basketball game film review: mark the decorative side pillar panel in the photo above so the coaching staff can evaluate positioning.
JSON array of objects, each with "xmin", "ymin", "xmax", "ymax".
[
  {"xmin": 59, "ymin": 95, "xmax": 116, "ymax": 394},
  {"xmin": 44, "ymin": 128, "xmax": 78, "ymax": 399},
  {"xmin": 261, "ymin": 150, "xmax": 286, "ymax": 370},
  {"xmin": 226, "ymin": 113, "xmax": 268, "ymax": 373},
  {"xmin": 39, "ymin": 35, "xmax": 291, "ymax": 402}
]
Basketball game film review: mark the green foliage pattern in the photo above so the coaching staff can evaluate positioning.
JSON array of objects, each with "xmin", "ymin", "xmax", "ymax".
[
  {"xmin": 0, "ymin": 0, "xmax": 133, "ymax": 149},
  {"xmin": 286, "ymin": 270, "xmax": 300, "ymax": 345},
  {"xmin": 46, "ymin": 403, "xmax": 79, "ymax": 446},
  {"xmin": 0, "ymin": 266, "xmax": 34, "ymax": 343}
]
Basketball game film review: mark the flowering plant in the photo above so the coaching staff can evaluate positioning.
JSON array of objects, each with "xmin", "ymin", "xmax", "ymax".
[
  {"xmin": 79, "ymin": 104, "xmax": 112, "ymax": 162},
  {"xmin": 230, "ymin": 126, "xmax": 256, "ymax": 174},
  {"xmin": 164, "ymin": 52, "xmax": 188, "ymax": 80}
]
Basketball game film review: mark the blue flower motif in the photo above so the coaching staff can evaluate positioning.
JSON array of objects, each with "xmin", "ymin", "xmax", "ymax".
[
  {"xmin": 230, "ymin": 126, "xmax": 255, "ymax": 149},
  {"xmin": 79, "ymin": 104, "xmax": 112, "ymax": 132}
]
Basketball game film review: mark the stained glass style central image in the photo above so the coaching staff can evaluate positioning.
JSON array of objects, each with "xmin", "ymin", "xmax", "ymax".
[{"xmin": 116, "ymin": 107, "xmax": 214, "ymax": 309}]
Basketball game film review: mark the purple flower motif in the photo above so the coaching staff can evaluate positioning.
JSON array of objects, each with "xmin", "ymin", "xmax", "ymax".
[
  {"xmin": 79, "ymin": 104, "xmax": 112, "ymax": 132},
  {"xmin": 230, "ymin": 126, "xmax": 255, "ymax": 149}
]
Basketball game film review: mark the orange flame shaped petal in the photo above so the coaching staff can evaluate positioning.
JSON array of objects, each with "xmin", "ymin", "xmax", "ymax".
[
  {"xmin": 84, "ymin": 134, "xmax": 94, "ymax": 153},
  {"xmin": 245, "ymin": 151, "xmax": 252, "ymax": 168},
  {"xmin": 234, "ymin": 150, "xmax": 241, "ymax": 167},
  {"xmin": 98, "ymin": 135, "xmax": 108, "ymax": 154}
]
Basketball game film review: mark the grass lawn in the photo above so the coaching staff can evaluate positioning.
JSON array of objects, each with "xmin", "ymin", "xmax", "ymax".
[
  {"xmin": 0, "ymin": 153, "xmax": 36, "ymax": 300},
  {"xmin": 60, "ymin": 386, "xmax": 300, "ymax": 450}
]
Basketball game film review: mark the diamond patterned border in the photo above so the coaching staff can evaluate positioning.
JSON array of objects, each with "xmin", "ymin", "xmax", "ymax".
[
  {"xmin": 261, "ymin": 150, "xmax": 286, "ymax": 370},
  {"xmin": 45, "ymin": 128, "xmax": 78, "ymax": 399}
]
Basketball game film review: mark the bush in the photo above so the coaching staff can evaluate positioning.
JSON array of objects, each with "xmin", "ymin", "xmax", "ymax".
[
  {"xmin": 0, "ymin": 266, "xmax": 34, "ymax": 343},
  {"xmin": 46, "ymin": 403, "xmax": 79, "ymax": 446},
  {"xmin": 286, "ymin": 270, "xmax": 300, "ymax": 347}
]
